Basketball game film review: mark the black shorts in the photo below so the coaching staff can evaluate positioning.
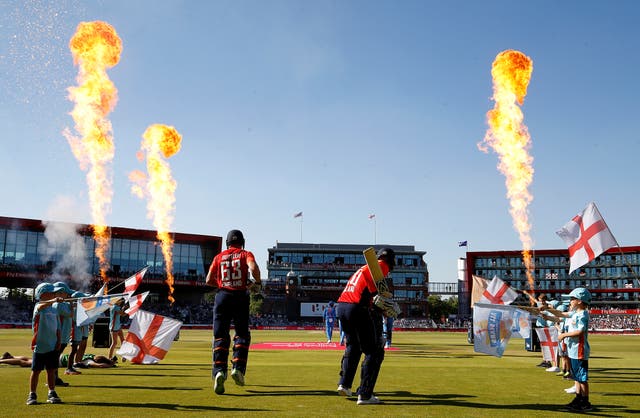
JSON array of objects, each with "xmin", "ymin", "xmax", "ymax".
[{"xmin": 32, "ymin": 350, "xmax": 59, "ymax": 371}]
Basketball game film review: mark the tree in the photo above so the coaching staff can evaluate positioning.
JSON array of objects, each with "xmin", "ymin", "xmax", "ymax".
[
  {"xmin": 427, "ymin": 295, "xmax": 458, "ymax": 323},
  {"xmin": 249, "ymin": 293, "xmax": 264, "ymax": 316}
]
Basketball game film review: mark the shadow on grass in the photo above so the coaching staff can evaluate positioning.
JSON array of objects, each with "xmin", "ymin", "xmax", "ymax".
[
  {"xmin": 68, "ymin": 384, "xmax": 202, "ymax": 391},
  {"xmin": 242, "ymin": 389, "xmax": 338, "ymax": 397},
  {"xmin": 65, "ymin": 400, "xmax": 266, "ymax": 412},
  {"xmin": 373, "ymin": 391, "xmax": 639, "ymax": 416}
]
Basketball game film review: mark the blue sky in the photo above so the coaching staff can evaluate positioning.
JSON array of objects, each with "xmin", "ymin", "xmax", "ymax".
[{"xmin": 1, "ymin": 0, "xmax": 639, "ymax": 284}]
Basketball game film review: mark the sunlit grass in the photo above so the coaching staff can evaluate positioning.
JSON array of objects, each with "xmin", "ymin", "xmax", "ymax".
[{"xmin": 1, "ymin": 329, "xmax": 639, "ymax": 417}]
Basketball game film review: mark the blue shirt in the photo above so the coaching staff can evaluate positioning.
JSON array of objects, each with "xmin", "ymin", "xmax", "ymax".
[
  {"xmin": 566, "ymin": 309, "xmax": 590, "ymax": 360},
  {"xmin": 32, "ymin": 304, "xmax": 60, "ymax": 353},
  {"xmin": 54, "ymin": 301, "xmax": 73, "ymax": 344},
  {"xmin": 110, "ymin": 304, "xmax": 123, "ymax": 331},
  {"xmin": 323, "ymin": 306, "xmax": 336, "ymax": 325}
]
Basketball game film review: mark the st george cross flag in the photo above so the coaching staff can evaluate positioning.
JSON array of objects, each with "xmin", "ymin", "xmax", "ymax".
[
  {"xmin": 557, "ymin": 202, "xmax": 618, "ymax": 274},
  {"xmin": 470, "ymin": 275, "xmax": 489, "ymax": 307},
  {"xmin": 479, "ymin": 276, "xmax": 518, "ymax": 305},
  {"xmin": 473, "ymin": 303, "xmax": 532, "ymax": 357},
  {"xmin": 535, "ymin": 327, "xmax": 559, "ymax": 362},
  {"xmin": 125, "ymin": 291, "xmax": 150, "ymax": 317},
  {"xmin": 117, "ymin": 309, "xmax": 182, "ymax": 364},
  {"xmin": 124, "ymin": 267, "xmax": 149, "ymax": 295},
  {"xmin": 76, "ymin": 293, "xmax": 129, "ymax": 326}
]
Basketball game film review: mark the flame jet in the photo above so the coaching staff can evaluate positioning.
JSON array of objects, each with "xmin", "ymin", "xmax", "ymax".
[
  {"xmin": 130, "ymin": 124, "xmax": 182, "ymax": 304},
  {"xmin": 479, "ymin": 50, "xmax": 536, "ymax": 296},
  {"xmin": 64, "ymin": 21, "xmax": 122, "ymax": 284}
]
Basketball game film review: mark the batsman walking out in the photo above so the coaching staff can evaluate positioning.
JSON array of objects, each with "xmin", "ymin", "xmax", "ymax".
[
  {"xmin": 336, "ymin": 248, "xmax": 396, "ymax": 405},
  {"xmin": 206, "ymin": 229, "xmax": 261, "ymax": 395}
]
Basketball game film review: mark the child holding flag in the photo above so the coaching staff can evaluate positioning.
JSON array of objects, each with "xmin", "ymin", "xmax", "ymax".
[
  {"xmin": 26, "ymin": 283, "xmax": 64, "ymax": 405},
  {"xmin": 557, "ymin": 288, "xmax": 592, "ymax": 412}
]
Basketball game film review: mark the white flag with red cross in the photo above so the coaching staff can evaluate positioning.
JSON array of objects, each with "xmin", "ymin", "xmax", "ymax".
[
  {"xmin": 117, "ymin": 309, "xmax": 182, "ymax": 364},
  {"xmin": 479, "ymin": 276, "xmax": 518, "ymax": 305},
  {"xmin": 535, "ymin": 327, "xmax": 559, "ymax": 362},
  {"xmin": 556, "ymin": 202, "xmax": 618, "ymax": 274},
  {"xmin": 124, "ymin": 291, "xmax": 149, "ymax": 317},
  {"xmin": 124, "ymin": 267, "xmax": 149, "ymax": 296}
]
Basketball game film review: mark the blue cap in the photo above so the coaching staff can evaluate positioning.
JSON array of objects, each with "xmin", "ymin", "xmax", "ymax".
[
  {"xmin": 549, "ymin": 300, "xmax": 560, "ymax": 309},
  {"xmin": 569, "ymin": 287, "xmax": 592, "ymax": 304},
  {"xmin": 72, "ymin": 291, "xmax": 87, "ymax": 298},
  {"xmin": 53, "ymin": 281, "xmax": 73, "ymax": 295},
  {"xmin": 34, "ymin": 283, "xmax": 55, "ymax": 300}
]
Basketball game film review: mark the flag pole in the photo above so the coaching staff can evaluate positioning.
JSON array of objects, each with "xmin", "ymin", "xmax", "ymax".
[
  {"xmin": 374, "ymin": 216, "xmax": 377, "ymax": 245},
  {"xmin": 300, "ymin": 214, "xmax": 303, "ymax": 242}
]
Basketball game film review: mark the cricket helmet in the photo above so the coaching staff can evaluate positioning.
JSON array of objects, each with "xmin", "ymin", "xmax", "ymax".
[
  {"xmin": 568, "ymin": 287, "xmax": 592, "ymax": 304},
  {"xmin": 226, "ymin": 229, "xmax": 245, "ymax": 248},
  {"xmin": 34, "ymin": 282, "xmax": 55, "ymax": 300},
  {"xmin": 53, "ymin": 281, "xmax": 73, "ymax": 295},
  {"xmin": 377, "ymin": 247, "xmax": 396, "ymax": 271}
]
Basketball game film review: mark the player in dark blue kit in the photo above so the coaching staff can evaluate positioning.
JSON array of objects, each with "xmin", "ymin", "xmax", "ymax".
[{"xmin": 206, "ymin": 229, "xmax": 261, "ymax": 395}]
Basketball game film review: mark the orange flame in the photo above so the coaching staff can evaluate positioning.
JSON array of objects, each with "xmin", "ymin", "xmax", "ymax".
[
  {"xmin": 130, "ymin": 124, "xmax": 182, "ymax": 304},
  {"xmin": 479, "ymin": 49, "xmax": 536, "ymax": 298},
  {"xmin": 64, "ymin": 21, "xmax": 122, "ymax": 285}
]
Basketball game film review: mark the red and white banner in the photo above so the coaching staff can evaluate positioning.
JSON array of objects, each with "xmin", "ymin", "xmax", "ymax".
[
  {"xmin": 117, "ymin": 309, "xmax": 182, "ymax": 364},
  {"xmin": 479, "ymin": 276, "xmax": 518, "ymax": 305},
  {"xmin": 535, "ymin": 327, "xmax": 558, "ymax": 362},
  {"xmin": 124, "ymin": 267, "xmax": 149, "ymax": 295},
  {"xmin": 125, "ymin": 291, "xmax": 149, "ymax": 317},
  {"xmin": 557, "ymin": 202, "xmax": 617, "ymax": 274}
]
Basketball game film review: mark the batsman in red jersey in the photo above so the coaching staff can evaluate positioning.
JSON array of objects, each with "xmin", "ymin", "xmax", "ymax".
[
  {"xmin": 336, "ymin": 248, "xmax": 395, "ymax": 405},
  {"xmin": 206, "ymin": 229, "xmax": 261, "ymax": 395}
]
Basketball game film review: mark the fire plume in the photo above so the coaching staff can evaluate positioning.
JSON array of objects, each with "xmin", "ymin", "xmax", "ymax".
[
  {"xmin": 130, "ymin": 124, "xmax": 182, "ymax": 304},
  {"xmin": 479, "ymin": 50, "xmax": 536, "ymax": 296},
  {"xmin": 64, "ymin": 21, "xmax": 122, "ymax": 284}
]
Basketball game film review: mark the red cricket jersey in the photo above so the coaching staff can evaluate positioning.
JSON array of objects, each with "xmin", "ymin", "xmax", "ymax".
[
  {"xmin": 208, "ymin": 247, "xmax": 256, "ymax": 291},
  {"xmin": 338, "ymin": 261, "xmax": 389, "ymax": 304}
]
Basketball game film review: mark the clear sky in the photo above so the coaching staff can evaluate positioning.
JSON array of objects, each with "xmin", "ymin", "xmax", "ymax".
[{"xmin": 1, "ymin": 0, "xmax": 640, "ymax": 285}]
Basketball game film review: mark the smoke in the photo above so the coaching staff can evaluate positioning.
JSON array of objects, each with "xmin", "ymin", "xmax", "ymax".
[{"xmin": 40, "ymin": 196, "xmax": 92, "ymax": 291}]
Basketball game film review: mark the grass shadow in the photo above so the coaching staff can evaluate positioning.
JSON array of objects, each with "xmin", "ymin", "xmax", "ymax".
[{"xmin": 66, "ymin": 400, "xmax": 266, "ymax": 412}]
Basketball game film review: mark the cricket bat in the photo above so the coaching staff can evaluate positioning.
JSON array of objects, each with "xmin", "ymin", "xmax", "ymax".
[{"xmin": 363, "ymin": 247, "xmax": 385, "ymax": 283}]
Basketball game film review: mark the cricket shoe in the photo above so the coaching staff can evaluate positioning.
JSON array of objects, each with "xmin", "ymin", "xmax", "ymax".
[
  {"xmin": 214, "ymin": 371, "xmax": 226, "ymax": 395},
  {"xmin": 231, "ymin": 368, "xmax": 245, "ymax": 386},
  {"xmin": 564, "ymin": 386, "xmax": 577, "ymax": 394},
  {"xmin": 536, "ymin": 361, "xmax": 551, "ymax": 368},
  {"xmin": 55, "ymin": 377, "xmax": 69, "ymax": 387},
  {"xmin": 47, "ymin": 390, "xmax": 62, "ymax": 404},
  {"xmin": 337, "ymin": 385, "xmax": 352, "ymax": 397},
  {"xmin": 546, "ymin": 366, "xmax": 561, "ymax": 372},
  {"xmin": 577, "ymin": 400, "xmax": 593, "ymax": 412},
  {"xmin": 26, "ymin": 393, "xmax": 37, "ymax": 406},
  {"xmin": 357, "ymin": 395, "xmax": 381, "ymax": 405}
]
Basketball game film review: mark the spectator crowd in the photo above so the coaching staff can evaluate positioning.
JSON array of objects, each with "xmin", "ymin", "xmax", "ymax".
[{"xmin": 1, "ymin": 298, "xmax": 638, "ymax": 330}]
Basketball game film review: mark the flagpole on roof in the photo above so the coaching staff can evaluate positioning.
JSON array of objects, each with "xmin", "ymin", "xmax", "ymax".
[
  {"xmin": 369, "ymin": 214, "xmax": 376, "ymax": 245},
  {"xmin": 293, "ymin": 211, "xmax": 303, "ymax": 242}
]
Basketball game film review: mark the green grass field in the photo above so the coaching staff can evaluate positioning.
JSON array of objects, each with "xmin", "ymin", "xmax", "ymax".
[{"xmin": 1, "ymin": 329, "xmax": 639, "ymax": 417}]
